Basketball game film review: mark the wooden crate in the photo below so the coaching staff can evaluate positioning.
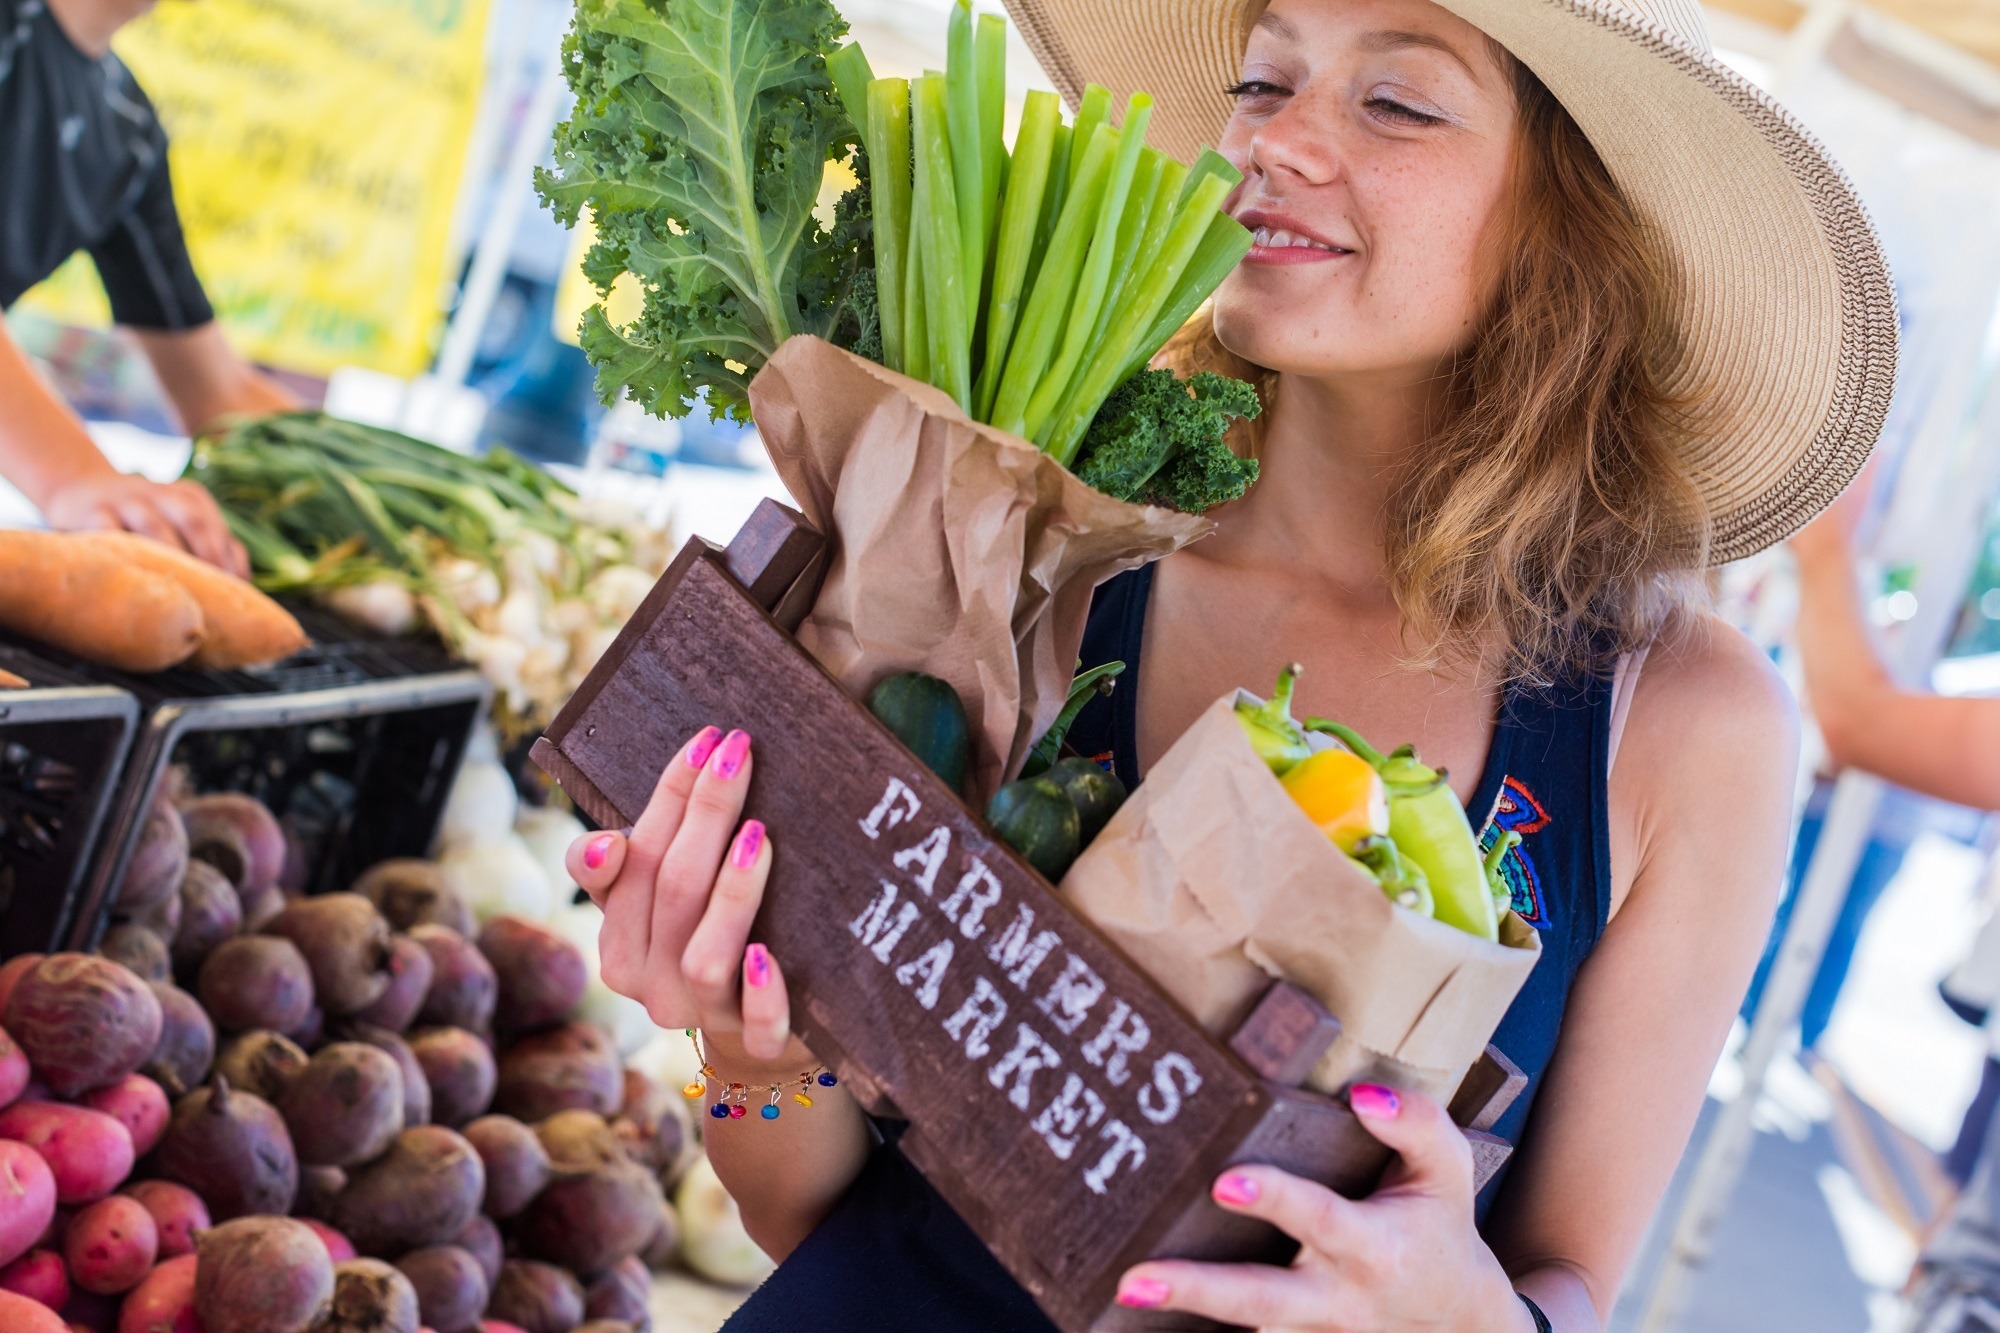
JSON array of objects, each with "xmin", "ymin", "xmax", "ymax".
[{"xmin": 534, "ymin": 500, "xmax": 1523, "ymax": 1332}]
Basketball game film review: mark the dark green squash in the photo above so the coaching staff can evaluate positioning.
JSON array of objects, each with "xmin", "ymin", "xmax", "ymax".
[
  {"xmin": 867, "ymin": 672, "xmax": 970, "ymax": 792},
  {"xmin": 1044, "ymin": 756, "xmax": 1127, "ymax": 845},
  {"xmin": 985, "ymin": 778, "xmax": 1082, "ymax": 882}
]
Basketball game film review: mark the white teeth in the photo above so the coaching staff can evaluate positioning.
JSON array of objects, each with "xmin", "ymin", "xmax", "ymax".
[{"xmin": 1252, "ymin": 226, "xmax": 1336, "ymax": 251}]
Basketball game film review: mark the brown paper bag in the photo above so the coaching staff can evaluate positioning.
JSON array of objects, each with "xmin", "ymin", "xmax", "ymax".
[
  {"xmin": 748, "ymin": 335, "xmax": 1209, "ymax": 799},
  {"xmin": 1059, "ymin": 694, "xmax": 1541, "ymax": 1103}
]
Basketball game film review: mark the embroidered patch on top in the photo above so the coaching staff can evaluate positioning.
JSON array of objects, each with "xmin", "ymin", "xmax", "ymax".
[{"xmin": 1482, "ymin": 777, "xmax": 1551, "ymax": 927}]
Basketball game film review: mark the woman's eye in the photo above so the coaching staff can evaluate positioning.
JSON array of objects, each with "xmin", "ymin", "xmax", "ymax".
[
  {"xmin": 1224, "ymin": 79, "xmax": 1289, "ymax": 103},
  {"xmin": 1365, "ymin": 95, "xmax": 1441, "ymax": 126}
]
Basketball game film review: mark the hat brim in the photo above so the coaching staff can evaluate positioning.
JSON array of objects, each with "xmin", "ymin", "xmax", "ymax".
[{"xmin": 1004, "ymin": 0, "xmax": 1898, "ymax": 563}]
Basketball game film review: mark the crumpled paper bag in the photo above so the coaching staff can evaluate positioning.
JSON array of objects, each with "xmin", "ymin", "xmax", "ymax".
[
  {"xmin": 749, "ymin": 335, "xmax": 1210, "ymax": 799},
  {"xmin": 1059, "ymin": 694, "xmax": 1542, "ymax": 1102}
]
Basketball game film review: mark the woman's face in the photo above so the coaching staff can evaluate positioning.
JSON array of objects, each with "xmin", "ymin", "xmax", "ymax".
[{"xmin": 1214, "ymin": 0, "xmax": 1520, "ymax": 385}]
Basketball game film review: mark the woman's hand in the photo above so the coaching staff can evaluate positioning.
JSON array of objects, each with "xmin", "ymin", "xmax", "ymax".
[
  {"xmin": 564, "ymin": 725, "xmax": 798, "ymax": 1065},
  {"xmin": 1114, "ymin": 1084, "xmax": 1529, "ymax": 1332}
]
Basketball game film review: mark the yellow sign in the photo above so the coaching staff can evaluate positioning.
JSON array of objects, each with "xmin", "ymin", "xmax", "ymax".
[{"xmin": 22, "ymin": 0, "xmax": 490, "ymax": 377}]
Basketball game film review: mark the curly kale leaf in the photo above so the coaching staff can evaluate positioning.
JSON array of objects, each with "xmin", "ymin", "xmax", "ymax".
[
  {"xmin": 1074, "ymin": 368, "xmax": 1261, "ymax": 514},
  {"xmin": 537, "ymin": 0, "xmax": 871, "ymax": 421}
]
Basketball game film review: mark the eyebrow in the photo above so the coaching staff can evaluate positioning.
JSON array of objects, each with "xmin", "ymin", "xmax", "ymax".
[{"xmin": 1250, "ymin": 13, "xmax": 1480, "ymax": 80}]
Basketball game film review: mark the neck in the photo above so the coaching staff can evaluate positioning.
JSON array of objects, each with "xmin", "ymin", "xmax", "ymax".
[{"xmin": 45, "ymin": 0, "xmax": 144, "ymax": 58}]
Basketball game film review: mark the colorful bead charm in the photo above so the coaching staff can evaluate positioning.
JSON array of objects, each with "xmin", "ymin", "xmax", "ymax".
[
  {"xmin": 728, "ymin": 1104, "xmax": 747, "ymax": 1119},
  {"xmin": 683, "ymin": 1029, "xmax": 830, "ymax": 1125},
  {"xmin": 817, "ymin": 1071, "xmax": 838, "ymax": 1087},
  {"xmin": 793, "ymin": 1092, "xmax": 814, "ymax": 1108},
  {"xmin": 761, "ymin": 1104, "xmax": 780, "ymax": 1120},
  {"xmin": 709, "ymin": 1103, "xmax": 729, "ymax": 1119},
  {"xmin": 682, "ymin": 1081, "xmax": 705, "ymax": 1099}
]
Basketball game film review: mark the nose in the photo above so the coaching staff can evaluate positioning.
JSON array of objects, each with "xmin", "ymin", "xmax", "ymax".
[{"xmin": 1231, "ymin": 93, "xmax": 1346, "ymax": 192}]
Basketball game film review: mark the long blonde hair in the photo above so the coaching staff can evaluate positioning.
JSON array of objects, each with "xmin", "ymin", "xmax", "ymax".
[{"xmin": 1165, "ymin": 58, "xmax": 1710, "ymax": 686}]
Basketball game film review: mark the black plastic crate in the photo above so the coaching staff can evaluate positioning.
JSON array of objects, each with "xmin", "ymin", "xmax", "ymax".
[
  {"xmin": 7, "ymin": 606, "xmax": 489, "ymax": 948},
  {"xmin": 0, "ymin": 643, "xmax": 139, "ymax": 958}
]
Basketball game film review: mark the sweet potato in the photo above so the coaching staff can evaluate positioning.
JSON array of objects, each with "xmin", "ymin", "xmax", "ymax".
[
  {"xmin": 0, "ymin": 1286, "xmax": 68, "ymax": 1332},
  {"xmin": 407, "ymin": 929, "xmax": 493, "ymax": 1034},
  {"xmin": 450, "ymin": 1217, "xmax": 499, "ymax": 1287},
  {"xmin": 196, "ymin": 936, "xmax": 314, "ymax": 1036},
  {"xmin": 0, "ymin": 1104, "xmax": 132, "ymax": 1205},
  {"xmin": 115, "ymin": 1252, "xmax": 198, "ymax": 1333},
  {"xmin": 517, "ymin": 1149, "xmax": 664, "ymax": 1274},
  {"xmin": 317, "ymin": 1258, "xmax": 419, "ymax": 1333},
  {"xmin": 0, "ymin": 532, "xmax": 204, "ymax": 672},
  {"xmin": 482, "ymin": 1261, "xmax": 581, "ymax": 1333},
  {"xmin": 264, "ymin": 895, "xmax": 393, "ymax": 1017},
  {"xmin": 350, "ymin": 937, "xmax": 433, "ymax": 1035},
  {"xmin": 322, "ymin": 1127, "xmax": 483, "ymax": 1257},
  {"xmin": 169, "ymin": 862, "xmax": 241, "ymax": 980},
  {"xmin": 77, "ymin": 532, "xmax": 306, "ymax": 671},
  {"xmin": 0, "ymin": 957, "xmax": 42, "ymax": 1026},
  {"xmin": 213, "ymin": 1030, "xmax": 309, "ymax": 1102},
  {"xmin": 392, "ymin": 1247, "xmax": 485, "ymax": 1333},
  {"xmin": 0, "ymin": 1026, "xmax": 28, "ymax": 1108},
  {"xmin": 64, "ymin": 1196, "xmax": 154, "ymax": 1295},
  {"xmin": 461, "ymin": 1116, "xmax": 546, "ymax": 1219},
  {"xmin": 193, "ymin": 1216, "xmax": 334, "ymax": 1333},
  {"xmin": 0, "ymin": 1246, "xmax": 66, "ymax": 1308},
  {"xmin": 491, "ymin": 1024, "xmax": 620, "ymax": 1122},
  {"xmin": 96, "ymin": 925, "xmax": 169, "ymax": 986},
  {"xmin": 156, "ymin": 1077, "xmax": 297, "ymax": 1219},
  {"xmin": 475, "ymin": 920, "xmax": 584, "ymax": 1035},
  {"xmin": 0, "ymin": 1140, "xmax": 55, "ymax": 1266},
  {"xmin": 405, "ymin": 1030, "xmax": 491, "ymax": 1130},
  {"xmin": 278, "ymin": 1043, "xmax": 404, "ymax": 1168},
  {"xmin": 179, "ymin": 794, "xmax": 285, "ymax": 898},
  {"xmin": 342, "ymin": 1025, "xmax": 430, "ymax": 1129},
  {"xmin": 118, "ymin": 1181, "xmax": 207, "ymax": 1259},
  {"xmin": 79, "ymin": 1075, "xmax": 168, "ymax": 1156},
  {"xmin": 300, "ymin": 1218, "xmax": 356, "ymax": 1264},
  {"xmin": 142, "ymin": 984, "xmax": 214, "ymax": 1099},
  {"xmin": 353, "ymin": 863, "xmax": 472, "ymax": 937},
  {"xmin": 5, "ymin": 956, "xmax": 162, "ymax": 1098}
]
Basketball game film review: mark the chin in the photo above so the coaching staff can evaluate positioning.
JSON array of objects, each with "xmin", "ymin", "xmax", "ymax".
[{"xmin": 1213, "ymin": 275, "xmax": 1465, "ymax": 382}]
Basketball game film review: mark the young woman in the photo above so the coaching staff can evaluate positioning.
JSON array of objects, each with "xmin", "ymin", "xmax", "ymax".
[{"xmin": 567, "ymin": 0, "xmax": 1895, "ymax": 1326}]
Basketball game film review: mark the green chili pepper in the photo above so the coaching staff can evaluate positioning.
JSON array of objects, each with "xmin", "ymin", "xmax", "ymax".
[
  {"xmin": 1306, "ymin": 720, "xmax": 1500, "ymax": 942},
  {"xmin": 1235, "ymin": 662, "xmax": 1311, "ymax": 775},
  {"xmin": 1349, "ymin": 834, "xmax": 1433, "ymax": 916},
  {"xmin": 1483, "ymin": 829, "xmax": 1520, "ymax": 920}
]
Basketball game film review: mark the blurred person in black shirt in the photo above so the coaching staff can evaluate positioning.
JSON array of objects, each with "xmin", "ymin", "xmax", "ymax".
[{"xmin": 0, "ymin": 0, "xmax": 296, "ymax": 574}]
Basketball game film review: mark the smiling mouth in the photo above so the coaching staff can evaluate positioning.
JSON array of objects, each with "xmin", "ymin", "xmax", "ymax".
[{"xmin": 1248, "ymin": 226, "xmax": 1347, "ymax": 254}]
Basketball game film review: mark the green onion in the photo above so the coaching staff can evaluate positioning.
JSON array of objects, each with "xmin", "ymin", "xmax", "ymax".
[
  {"xmin": 1122, "ymin": 209, "xmax": 1256, "ymax": 384},
  {"xmin": 946, "ymin": 1, "xmax": 985, "ymax": 308},
  {"xmin": 865, "ymin": 78, "xmax": 912, "ymax": 372},
  {"xmin": 912, "ymin": 74, "xmax": 971, "ymax": 408},
  {"xmin": 972, "ymin": 88, "xmax": 1059, "ymax": 420},
  {"xmin": 828, "ymin": 43, "xmax": 875, "ymax": 143}
]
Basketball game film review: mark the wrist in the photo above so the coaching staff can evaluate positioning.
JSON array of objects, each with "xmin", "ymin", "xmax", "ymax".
[{"xmin": 696, "ymin": 1028, "xmax": 823, "ymax": 1083}]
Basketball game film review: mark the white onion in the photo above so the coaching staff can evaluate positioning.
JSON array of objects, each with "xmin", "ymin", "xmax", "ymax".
[
  {"xmin": 439, "ymin": 832, "xmax": 552, "ymax": 925},
  {"xmin": 436, "ymin": 758, "xmax": 518, "ymax": 854},
  {"xmin": 675, "ymin": 1154, "xmax": 776, "ymax": 1287}
]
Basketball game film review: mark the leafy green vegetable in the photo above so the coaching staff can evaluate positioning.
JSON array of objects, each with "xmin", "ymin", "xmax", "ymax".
[
  {"xmin": 1074, "ymin": 369, "xmax": 1262, "ymax": 514},
  {"xmin": 537, "ymin": 0, "xmax": 873, "ymax": 422}
]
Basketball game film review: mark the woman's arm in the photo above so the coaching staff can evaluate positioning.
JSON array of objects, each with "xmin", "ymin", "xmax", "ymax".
[{"xmin": 1483, "ymin": 616, "xmax": 1800, "ymax": 1326}]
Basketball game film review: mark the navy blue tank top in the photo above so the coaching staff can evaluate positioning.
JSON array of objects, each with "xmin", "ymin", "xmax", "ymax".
[{"xmin": 726, "ymin": 563, "xmax": 1613, "ymax": 1332}]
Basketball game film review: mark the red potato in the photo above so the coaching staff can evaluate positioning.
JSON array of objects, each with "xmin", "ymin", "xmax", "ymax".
[
  {"xmin": 95, "ymin": 926, "xmax": 170, "ymax": 986},
  {"xmin": 475, "ymin": 920, "xmax": 584, "ymax": 1035},
  {"xmin": 193, "ymin": 1216, "xmax": 334, "ymax": 1333},
  {"xmin": 406, "ymin": 1029, "xmax": 492, "ymax": 1129},
  {"xmin": 277, "ymin": 1043, "xmax": 404, "ymax": 1168},
  {"xmin": 4, "ymin": 956, "xmax": 162, "ymax": 1098},
  {"xmin": 317, "ymin": 1259, "xmax": 419, "ymax": 1333},
  {"xmin": 80, "ymin": 1076, "xmax": 168, "ymax": 1157},
  {"xmin": 300, "ymin": 1218, "xmax": 357, "ymax": 1264},
  {"xmin": 142, "ymin": 984, "xmax": 214, "ymax": 1099},
  {"xmin": 350, "ymin": 937, "xmax": 433, "ymax": 1035},
  {"xmin": 117, "ymin": 1181, "xmax": 207, "ymax": 1259},
  {"xmin": 393, "ymin": 1246, "xmax": 485, "ymax": 1333},
  {"xmin": 180, "ymin": 794, "xmax": 285, "ymax": 898},
  {"xmin": 156, "ymin": 1077, "xmax": 297, "ymax": 1220},
  {"xmin": 460, "ymin": 1117, "xmax": 546, "ymax": 1219},
  {"xmin": 0, "ymin": 1287, "xmax": 68, "ymax": 1331},
  {"xmin": 0, "ymin": 957, "xmax": 41, "ymax": 1026},
  {"xmin": 211, "ymin": 1030, "xmax": 309, "ymax": 1102},
  {"xmin": 63, "ymin": 1196, "xmax": 155, "ymax": 1295},
  {"xmin": 407, "ymin": 929, "xmax": 493, "ymax": 1034},
  {"xmin": 263, "ymin": 895, "xmax": 394, "ymax": 1017},
  {"xmin": 0, "ymin": 1025, "xmax": 29, "ymax": 1108},
  {"xmin": 0, "ymin": 1104, "xmax": 133, "ymax": 1205},
  {"xmin": 196, "ymin": 936, "xmax": 314, "ymax": 1035},
  {"xmin": 116, "ymin": 1252, "xmax": 198, "ymax": 1333},
  {"xmin": 0, "ymin": 1246, "xmax": 67, "ymax": 1308},
  {"xmin": 169, "ymin": 862, "xmax": 241, "ymax": 980},
  {"xmin": 60, "ymin": 1284, "xmax": 118, "ymax": 1332},
  {"xmin": 114, "ymin": 800, "xmax": 187, "ymax": 916},
  {"xmin": 0, "ymin": 1142, "xmax": 57, "ymax": 1267}
]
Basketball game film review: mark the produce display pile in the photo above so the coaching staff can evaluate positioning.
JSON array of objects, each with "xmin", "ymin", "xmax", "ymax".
[
  {"xmin": 0, "ymin": 777, "xmax": 769, "ymax": 1332},
  {"xmin": 188, "ymin": 413, "xmax": 674, "ymax": 732},
  {"xmin": 541, "ymin": 0, "xmax": 1263, "ymax": 514}
]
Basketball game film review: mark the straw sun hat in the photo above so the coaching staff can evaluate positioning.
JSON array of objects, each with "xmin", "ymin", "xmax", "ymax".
[{"xmin": 1003, "ymin": 0, "xmax": 1898, "ymax": 562}]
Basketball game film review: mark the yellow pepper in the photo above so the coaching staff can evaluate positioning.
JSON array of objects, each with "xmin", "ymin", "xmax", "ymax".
[{"xmin": 1281, "ymin": 749, "xmax": 1389, "ymax": 852}]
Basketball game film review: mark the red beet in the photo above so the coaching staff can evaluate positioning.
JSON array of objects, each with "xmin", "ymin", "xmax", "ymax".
[
  {"xmin": 582, "ymin": 1259, "xmax": 648, "ymax": 1329},
  {"xmin": 0, "ymin": 957, "xmax": 40, "ymax": 1028},
  {"xmin": 117, "ymin": 1181, "xmax": 206, "ymax": 1258},
  {"xmin": 263, "ymin": 895, "xmax": 394, "ymax": 1017},
  {"xmin": 169, "ymin": 861, "xmax": 241, "ymax": 980},
  {"xmin": 0, "ymin": 1246, "xmax": 66, "ymax": 1308},
  {"xmin": 476, "ymin": 920, "xmax": 584, "ymax": 1035},
  {"xmin": 575, "ymin": 1323, "xmax": 640, "ymax": 1333},
  {"xmin": 61, "ymin": 1283, "xmax": 118, "ymax": 1331},
  {"xmin": 300, "ymin": 1218, "xmax": 356, "ymax": 1264},
  {"xmin": 349, "ymin": 936, "xmax": 433, "ymax": 1036},
  {"xmin": 353, "ymin": 862, "xmax": 473, "ymax": 937},
  {"xmin": 0, "ymin": 1026, "xmax": 28, "ymax": 1108},
  {"xmin": 480, "ymin": 1324, "xmax": 529, "ymax": 1333},
  {"xmin": 451, "ymin": 1216, "xmax": 499, "ymax": 1287},
  {"xmin": 298, "ymin": 1166, "xmax": 346, "ymax": 1222},
  {"xmin": 484, "ymin": 1262, "xmax": 582, "ymax": 1333},
  {"xmin": 156, "ymin": 1077, "xmax": 297, "ymax": 1219},
  {"xmin": 287, "ymin": 1005, "xmax": 325, "ymax": 1051},
  {"xmin": 393, "ymin": 1246, "xmax": 485, "ymax": 1333},
  {"xmin": 193, "ymin": 1216, "xmax": 334, "ymax": 1333},
  {"xmin": 460, "ymin": 1116, "xmax": 546, "ymax": 1219},
  {"xmin": 637, "ymin": 1200, "xmax": 679, "ymax": 1270},
  {"xmin": 78, "ymin": 1076, "xmax": 168, "ymax": 1156},
  {"xmin": 0, "ymin": 1141, "xmax": 55, "ymax": 1266},
  {"xmin": 123, "ymin": 884, "xmax": 181, "ymax": 943},
  {"xmin": 341, "ymin": 1025, "xmax": 430, "ymax": 1128},
  {"xmin": 0, "ymin": 1287, "xmax": 67, "ymax": 1331},
  {"xmin": 406, "ymin": 1029, "xmax": 492, "ymax": 1129},
  {"xmin": 517, "ymin": 1149, "xmax": 664, "ymax": 1273},
  {"xmin": 0, "ymin": 1104, "xmax": 132, "ymax": 1205},
  {"xmin": 238, "ymin": 881, "xmax": 286, "ymax": 935},
  {"xmin": 115, "ymin": 1252, "xmax": 197, "ymax": 1333},
  {"xmin": 95, "ymin": 926, "xmax": 169, "ymax": 986},
  {"xmin": 212, "ymin": 1029, "xmax": 309, "ymax": 1102},
  {"xmin": 4, "ymin": 956, "xmax": 162, "ymax": 1098},
  {"xmin": 317, "ymin": 1258, "xmax": 419, "ymax": 1333},
  {"xmin": 180, "ymin": 794, "xmax": 284, "ymax": 898},
  {"xmin": 612, "ymin": 1069, "xmax": 685, "ymax": 1176},
  {"xmin": 195, "ymin": 936, "xmax": 314, "ymax": 1034},
  {"xmin": 408, "ymin": 927, "xmax": 493, "ymax": 1035},
  {"xmin": 491, "ymin": 1023, "xmax": 621, "ymax": 1122},
  {"xmin": 63, "ymin": 1196, "xmax": 154, "ymax": 1295},
  {"xmin": 277, "ymin": 1042, "xmax": 404, "ymax": 1169},
  {"xmin": 142, "ymin": 984, "xmax": 214, "ymax": 1099},
  {"xmin": 322, "ymin": 1126, "xmax": 483, "ymax": 1258},
  {"xmin": 115, "ymin": 799, "xmax": 187, "ymax": 915}
]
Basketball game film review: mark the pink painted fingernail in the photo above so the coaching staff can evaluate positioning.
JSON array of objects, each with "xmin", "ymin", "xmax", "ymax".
[
  {"xmin": 1116, "ymin": 1277, "xmax": 1169, "ymax": 1309},
  {"xmin": 745, "ymin": 943, "xmax": 772, "ymax": 989},
  {"xmin": 1213, "ymin": 1172, "xmax": 1259, "ymax": 1206},
  {"xmin": 685, "ymin": 726, "xmax": 723, "ymax": 769},
  {"xmin": 732, "ymin": 819, "xmax": 765, "ymax": 869},
  {"xmin": 583, "ymin": 833, "xmax": 616, "ymax": 870},
  {"xmin": 712, "ymin": 729, "xmax": 750, "ymax": 780},
  {"xmin": 1350, "ymin": 1083, "xmax": 1401, "ymax": 1118}
]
